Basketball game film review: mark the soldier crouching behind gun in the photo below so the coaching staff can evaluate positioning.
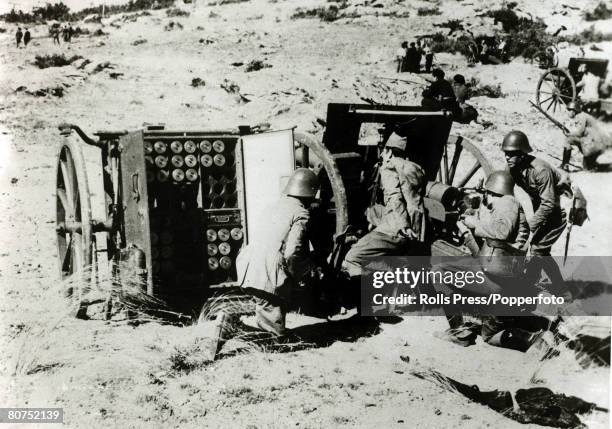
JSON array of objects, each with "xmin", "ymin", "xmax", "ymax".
[
  {"xmin": 236, "ymin": 168, "xmax": 321, "ymax": 335},
  {"xmin": 334, "ymin": 132, "xmax": 426, "ymax": 319},
  {"xmin": 434, "ymin": 171, "xmax": 551, "ymax": 350}
]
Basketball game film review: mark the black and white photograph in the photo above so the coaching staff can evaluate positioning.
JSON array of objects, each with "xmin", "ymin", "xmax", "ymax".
[{"xmin": 1, "ymin": 0, "xmax": 611, "ymax": 427}]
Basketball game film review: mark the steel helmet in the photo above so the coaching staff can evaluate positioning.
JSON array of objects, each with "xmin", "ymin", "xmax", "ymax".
[
  {"xmin": 283, "ymin": 168, "xmax": 319, "ymax": 198},
  {"xmin": 385, "ymin": 132, "xmax": 407, "ymax": 152},
  {"xmin": 502, "ymin": 130, "xmax": 532, "ymax": 153},
  {"xmin": 567, "ymin": 101, "xmax": 580, "ymax": 112},
  {"xmin": 484, "ymin": 170, "xmax": 515, "ymax": 196}
]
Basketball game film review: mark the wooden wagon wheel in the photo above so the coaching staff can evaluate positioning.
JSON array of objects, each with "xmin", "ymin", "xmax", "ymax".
[
  {"xmin": 293, "ymin": 132, "xmax": 348, "ymax": 237},
  {"xmin": 439, "ymin": 135, "xmax": 494, "ymax": 188},
  {"xmin": 536, "ymin": 68, "xmax": 576, "ymax": 118},
  {"xmin": 56, "ymin": 137, "xmax": 93, "ymax": 314}
]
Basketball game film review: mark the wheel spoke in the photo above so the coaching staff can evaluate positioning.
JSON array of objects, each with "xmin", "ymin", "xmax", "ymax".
[
  {"xmin": 539, "ymin": 95, "xmax": 554, "ymax": 105},
  {"xmin": 457, "ymin": 161, "xmax": 480, "ymax": 188},
  {"xmin": 57, "ymin": 188, "xmax": 72, "ymax": 214},
  {"xmin": 546, "ymin": 96, "xmax": 555, "ymax": 111},
  {"xmin": 65, "ymin": 152, "xmax": 79, "ymax": 212},
  {"xmin": 60, "ymin": 159, "xmax": 75, "ymax": 213},
  {"xmin": 62, "ymin": 235, "xmax": 73, "ymax": 274},
  {"xmin": 448, "ymin": 141, "xmax": 464, "ymax": 184}
]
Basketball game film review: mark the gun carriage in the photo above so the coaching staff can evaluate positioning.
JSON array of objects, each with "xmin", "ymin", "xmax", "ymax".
[
  {"xmin": 56, "ymin": 103, "xmax": 493, "ymax": 319},
  {"xmin": 536, "ymin": 57, "xmax": 610, "ymax": 120}
]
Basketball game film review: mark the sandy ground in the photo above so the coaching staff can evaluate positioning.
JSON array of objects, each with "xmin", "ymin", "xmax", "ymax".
[{"xmin": 0, "ymin": 0, "xmax": 611, "ymax": 427}]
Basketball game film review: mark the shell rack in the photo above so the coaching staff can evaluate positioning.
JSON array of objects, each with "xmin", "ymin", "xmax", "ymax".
[{"xmin": 139, "ymin": 130, "xmax": 246, "ymax": 305}]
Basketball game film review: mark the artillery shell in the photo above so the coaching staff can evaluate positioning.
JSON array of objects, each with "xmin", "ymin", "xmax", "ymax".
[
  {"xmin": 186, "ymin": 169, "xmax": 199, "ymax": 182},
  {"xmin": 218, "ymin": 242, "xmax": 231, "ymax": 255},
  {"xmin": 161, "ymin": 246, "xmax": 173, "ymax": 259},
  {"xmin": 213, "ymin": 154, "xmax": 226, "ymax": 166},
  {"xmin": 171, "ymin": 155, "xmax": 184, "ymax": 168},
  {"xmin": 206, "ymin": 229, "xmax": 218, "ymax": 242},
  {"xmin": 218, "ymin": 228, "xmax": 230, "ymax": 241},
  {"xmin": 154, "ymin": 141, "xmax": 167, "ymax": 154},
  {"xmin": 184, "ymin": 140, "xmax": 196, "ymax": 153},
  {"xmin": 230, "ymin": 227, "xmax": 243, "ymax": 240},
  {"xmin": 156, "ymin": 170, "xmax": 169, "ymax": 182},
  {"xmin": 219, "ymin": 256, "xmax": 232, "ymax": 270},
  {"xmin": 155, "ymin": 155, "xmax": 168, "ymax": 168},
  {"xmin": 207, "ymin": 243, "xmax": 218, "ymax": 256},
  {"xmin": 144, "ymin": 141, "xmax": 153, "ymax": 154},
  {"xmin": 201, "ymin": 154, "xmax": 213, "ymax": 167},
  {"xmin": 172, "ymin": 169, "xmax": 185, "ymax": 182},
  {"xmin": 184, "ymin": 154, "xmax": 198, "ymax": 167},
  {"xmin": 199, "ymin": 140, "xmax": 212, "ymax": 153},
  {"xmin": 212, "ymin": 140, "xmax": 225, "ymax": 153},
  {"xmin": 160, "ymin": 231, "xmax": 174, "ymax": 244},
  {"xmin": 170, "ymin": 140, "xmax": 183, "ymax": 154},
  {"xmin": 208, "ymin": 257, "xmax": 219, "ymax": 271}
]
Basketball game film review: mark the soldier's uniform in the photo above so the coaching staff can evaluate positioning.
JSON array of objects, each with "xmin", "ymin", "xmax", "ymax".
[
  {"xmin": 342, "ymin": 149, "xmax": 426, "ymax": 276},
  {"xmin": 511, "ymin": 157, "xmax": 567, "ymax": 256},
  {"xmin": 565, "ymin": 111, "xmax": 612, "ymax": 170},
  {"xmin": 236, "ymin": 170, "xmax": 318, "ymax": 334},
  {"xmin": 435, "ymin": 171, "xmax": 546, "ymax": 350}
]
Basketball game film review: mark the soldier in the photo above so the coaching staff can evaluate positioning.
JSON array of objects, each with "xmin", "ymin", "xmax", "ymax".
[
  {"xmin": 406, "ymin": 42, "xmax": 418, "ymax": 73},
  {"xmin": 396, "ymin": 41, "xmax": 408, "ymax": 73},
  {"xmin": 16, "ymin": 27, "xmax": 23, "ymax": 48},
  {"xmin": 52, "ymin": 27, "xmax": 61, "ymax": 45},
  {"xmin": 334, "ymin": 133, "xmax": 425, "ymax": 319},
  {"xmin": 423, "ymin": 42, "xmax": 434, "ymax": 72},
  {"xmin": 561, "ymin": 101, "xmax": 612, "ymax": 171},
  {"xmin": 422, "ymin": 68, "xmax": 457, "ymax": 112},
  {"xmin": 23, "ymin": 28, "xmax": 31, "ymax": 47},
  {"xmin": 236, "ymin": 168, "xmax": 319, "ymax": 335},
  {"xmin": 502, "ymin": 130, "xmax": 568, "ymax": 292},
  {"xmin": 343, "ymin": 133, "xmax": 426, "ymax": 275},
  {"xmin": 435, "ymin": 171, "xmax": 537, "ymax": 347}
]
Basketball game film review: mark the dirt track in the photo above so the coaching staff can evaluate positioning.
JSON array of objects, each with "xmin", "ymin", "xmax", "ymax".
[{"xmin": 0, "ymin": 0, "xmax": 611, "ymax": 427}]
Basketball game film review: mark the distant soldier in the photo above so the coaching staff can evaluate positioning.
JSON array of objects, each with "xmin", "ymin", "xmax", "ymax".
[
  {"xmin": 236, "ymin": 168, "xmax": 320, "ymax": 335},
  {"xmin": 423, "ymin": 42, "xmax": 434, "ymax": 72},
  {"xmin": 52, "ymin": 27, "xmax": 61, "ymax": 44},
  {"xmin": 576, "ymin": 68, "xmax": 602, "ymax": 113},
  {"xmin": 422, "ymin": 68, "xmax": 456, "ymax": 112},
  {"xmin": 396, "ymin": 41, "xmax": 408, "ymax": 73},
  {"xmin": 562, "ymin": 101, "xmax": 612, "ymax": 171},
  {"xmin": 502, "ymin": 131, "xmax": 569, "ymax": 293},
  {"xmin": 68, "ymin": 25, "xmax": 74, "ymax": 42},
  {"xmin": 406, "ymin": 42, "xmax": 418, "ymax": 73},
  {"xmin": 16, "ymin": 27, "xmax": 23, "ymax": 48},
  {"xmin": 23, "ymin": 28, "xmax": 31, "ymax": 47},
  {"xmin": 415, "ymin": 40, "xmax": 423, "ymax": 73}
]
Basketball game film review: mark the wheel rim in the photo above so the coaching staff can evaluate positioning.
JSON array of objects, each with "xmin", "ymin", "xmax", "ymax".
[
  {"xmin": 439, "ymin": 135, "xmax": 493, "ymax": 188},
  {"xmin": 293, "ymin": 133, "xmax": 348, "ymax": 237},
  {"xmin": 56, "ymin": 140, "xmax": 92, "ymax": 284},
  {"xmin": 536, "ymin": 68, "xmax": 576, "ymax": 118}
]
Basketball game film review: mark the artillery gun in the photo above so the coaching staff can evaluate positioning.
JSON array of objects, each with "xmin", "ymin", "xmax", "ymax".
[{"xmin": 55, "ymin": 103, "xmax": 493, "ymax": 319}]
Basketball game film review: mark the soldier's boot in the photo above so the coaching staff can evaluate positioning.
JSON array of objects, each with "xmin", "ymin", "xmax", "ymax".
[
  {"xmin": 560, "ymin": 147, "xmax": 572, "ymax": 171},
  {"xmin": 435, "ymin": 308, "xmax": 478, "ymax": 347}
]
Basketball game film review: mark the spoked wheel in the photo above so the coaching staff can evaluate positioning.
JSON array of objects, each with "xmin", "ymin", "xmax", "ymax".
[
  {"xmin": 56, "ymin": 138, "xmax": 93, "ymax": 316},
  {"xmin": 438, "ymin": 135, "xmax": 494, "ymax": 188},
  {"xmin": 293, "ymin": 132, "xmax": 348, "ymax": 238},
  {"xmin": 536, "ymin": 68, "xmax": 576, "ymax": 119}
]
